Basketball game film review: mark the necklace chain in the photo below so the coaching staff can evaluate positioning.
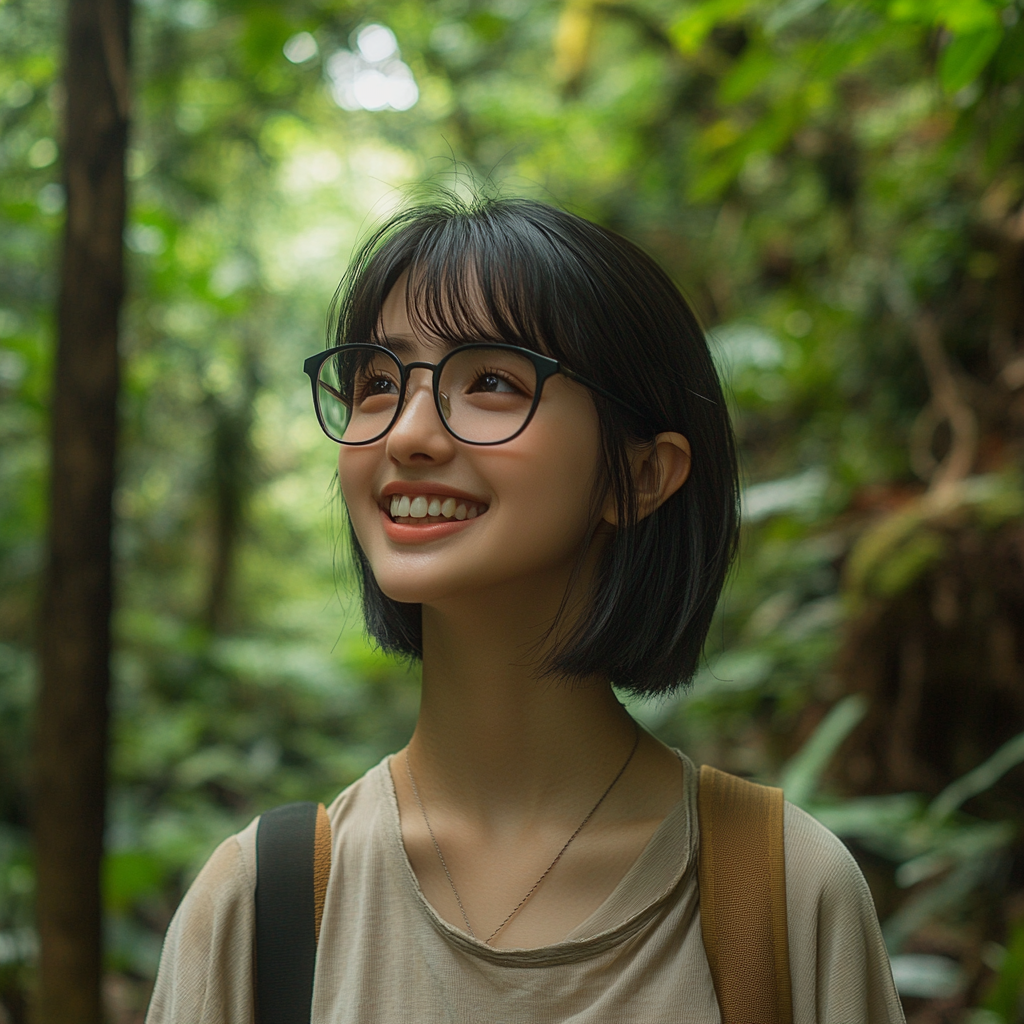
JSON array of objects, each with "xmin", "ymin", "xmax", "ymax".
[{"xmin": 404, "ymin": 722, "xmax": 641, "ymax": 945}]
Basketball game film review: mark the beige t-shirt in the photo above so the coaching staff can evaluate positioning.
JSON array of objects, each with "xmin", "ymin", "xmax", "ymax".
[{"xmin": 146, "ymin": 753, "xmax": 905, "ymax": 1023}]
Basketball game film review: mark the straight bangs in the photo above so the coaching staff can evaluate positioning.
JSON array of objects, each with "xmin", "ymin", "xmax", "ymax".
[
  {"xmin": 397, "ymin": 219, "xmax": 562, "ymax": 360},
  {"xmin": 330, "ymin": 192, "xmax": 739, "ymax": 697},
  {"xmin": 336, "ymin": 197, "xmax": 640, "ymax": 386}
]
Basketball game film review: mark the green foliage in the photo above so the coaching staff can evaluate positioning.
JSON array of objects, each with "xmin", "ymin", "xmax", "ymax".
[
  {"xmin": 779, "ymin": 693, "xmax": 868, "ymax": 806},
  {"xmin": 981, "ymin": 919, "xmax": 1024, "ymax": 1022},
  {"xmin": 777, "ymin": 708, "xmax": 1024, "ymax": 960},
  {"xmin": 1, "ymin": 0, "xmax": 1022, "ymax": 1013},
  {"xmin": 845, "ymin": 475, "xmax": 1024, "ymax": 605},
  {"xmin": 812, "ymin": 733, "xmax": 1024, "ymax": 953}
]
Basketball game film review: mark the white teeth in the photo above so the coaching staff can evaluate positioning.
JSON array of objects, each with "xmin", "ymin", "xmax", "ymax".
[{"xmin": 387, "ymin": 494, "xmax": 486, "ymax": 521}]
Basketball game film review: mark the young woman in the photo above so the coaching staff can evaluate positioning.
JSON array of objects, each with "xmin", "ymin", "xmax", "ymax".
[{"xmin": 146, "ymin": 196, "xmax": 904, "ymax": 1023}]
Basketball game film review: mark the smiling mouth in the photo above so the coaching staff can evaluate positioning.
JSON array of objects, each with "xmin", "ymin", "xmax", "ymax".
[{"xmin": 385, "ymin": 493, "xmax": 489, "ymax": 524}]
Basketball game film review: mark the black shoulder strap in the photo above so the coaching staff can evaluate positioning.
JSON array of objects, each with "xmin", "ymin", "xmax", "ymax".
[{"xmin": 255, "ymin": 801, "xmax": 331, "ymax": 1024}]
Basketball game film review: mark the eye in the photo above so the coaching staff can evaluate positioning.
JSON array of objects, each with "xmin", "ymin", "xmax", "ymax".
[
  {"xmin": 469, "ymin": 370, "xmax": 522, "ymax": 395},
  {"xmin": 353, "ymin": 371, "xmax": 399, "ymax": 403}
]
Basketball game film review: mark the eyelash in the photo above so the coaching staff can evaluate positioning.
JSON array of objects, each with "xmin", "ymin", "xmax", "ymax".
[
  {"xmin": 475, "ymin": 366, "xmax": 529, "ymax": 394},
  {"xmin": 351, "ymin": 363, "xmax": 532, "ymax": 401},
  {"xmin": 354, "ymin": 372, "xmax": 398, "ymax": 399}
]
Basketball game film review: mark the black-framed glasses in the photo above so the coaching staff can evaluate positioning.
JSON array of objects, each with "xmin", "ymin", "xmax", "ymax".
[{"xmin": 303, "ymin": 343, "xmax": 646, "ymax": 446}]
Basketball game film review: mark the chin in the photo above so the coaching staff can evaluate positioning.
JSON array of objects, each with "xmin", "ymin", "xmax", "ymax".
[
  {"xmin": 371, "ymin": 558, "xmax": 520, "ymax": 607},
  {"xmin": 371, "ymin": 568, "xmax": 462, "ymax": 606}
]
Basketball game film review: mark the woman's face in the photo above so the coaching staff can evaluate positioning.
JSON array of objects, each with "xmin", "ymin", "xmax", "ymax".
[{"xmin": 337, "ymin": 276, "xmax": 607, "ymax": 609}]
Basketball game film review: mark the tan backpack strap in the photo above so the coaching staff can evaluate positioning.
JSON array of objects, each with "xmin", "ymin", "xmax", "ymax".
[
  {"xmin": 698, "ymin": 765, "xmax": 792, "ymax": 1024},
  {"xmin": 313, "ymin": 802, "xmax": 332, "ymax": 944}
]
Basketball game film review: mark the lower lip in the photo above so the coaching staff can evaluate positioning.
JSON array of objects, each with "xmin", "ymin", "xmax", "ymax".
[{"xmin": 379, "ymin": 506, "xmax": 482, "ymax": 543}]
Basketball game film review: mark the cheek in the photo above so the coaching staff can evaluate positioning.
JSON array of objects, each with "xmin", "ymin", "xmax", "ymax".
[
  {"xmin": 514, "ymin": 449, "xmax": 597, "ymax": 526},
  {"xmin": 332, "ymin": 395, "xmax": 608, "ymax": 601},
  {"xmin": 337, "ymin": 448, "xmax": 380, "ymax": 533},
  {"xmin": 337, "ymin": 448, "xmax": 357, "ymax": 496},
  {"xmin": 493, "ymin": 417, "xmax": 605, "ymax": 556}
]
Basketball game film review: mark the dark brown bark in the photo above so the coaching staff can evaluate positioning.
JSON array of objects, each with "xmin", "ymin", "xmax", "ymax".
[
  {"xmin": 34, "ymin": 1, "xmax": 131, "ymax": 1021},
  {"xmin": 204, "ymin": 346, "xmax": 259, "ymax": 633},
  {"xmin": 835, "ymin": 521, "xmax": 1024, "ymax": 804}
]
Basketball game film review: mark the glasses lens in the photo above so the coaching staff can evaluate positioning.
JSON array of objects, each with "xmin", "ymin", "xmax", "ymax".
[
  {"xmin": 437, "ymin": 346, "xmax": 539, "ymax": 443},
  {"xmin": 317, "ymin": 346, "xmax": 403, "ymax": 444}
]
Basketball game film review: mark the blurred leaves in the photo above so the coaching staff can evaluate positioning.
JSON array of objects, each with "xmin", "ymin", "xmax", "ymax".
[
  {"xmin": 779, "ymin": 693, "xmax": 868, "ymax": 806},
  {"xmin": 982, "ymin": 920, "xmax": 1024, "ymax": 1023},
  {"xmin": 1, "ymin": 0, "xmax": 1023, "ymax": 1015},
  {"xmin": 845, "ymin": 475, "xmax": 1024, "ymax": 606},
  {"xmin": 791, "ymin": 721, "xmax": 1024, "ymax": 954}
]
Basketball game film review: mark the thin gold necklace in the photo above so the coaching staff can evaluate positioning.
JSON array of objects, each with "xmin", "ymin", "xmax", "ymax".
[{"xmin": 404, "ymin": 721, "xmax": 641, "ymax": 945}]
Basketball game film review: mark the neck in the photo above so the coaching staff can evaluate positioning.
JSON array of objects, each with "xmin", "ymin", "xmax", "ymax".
[{"xmin": 405, "ymin": 577, "xmax": 638, "ymax": 824}]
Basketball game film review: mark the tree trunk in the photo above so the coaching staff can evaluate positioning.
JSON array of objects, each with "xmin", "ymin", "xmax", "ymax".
[
  {"xmin": 204, "ymin": 342, "xmax": 260, "ymax": 633},
  {"xmin": 34, "ymin": 1, "xmax": 131, "ymax": 1021}
]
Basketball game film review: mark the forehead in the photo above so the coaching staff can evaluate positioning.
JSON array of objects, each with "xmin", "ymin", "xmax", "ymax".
[{"xmin": 376, "ymin": 267, "xmax": 495, "ymax": 358}]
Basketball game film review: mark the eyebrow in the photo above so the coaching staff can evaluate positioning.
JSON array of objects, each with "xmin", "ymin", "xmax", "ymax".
[
  {"xmin": 378, "ymin": 333, "xmax": 464, "ymax": 358},
  {"xmin": 378, "ymin": 333, "xmax": 417, "ymax": 356}
]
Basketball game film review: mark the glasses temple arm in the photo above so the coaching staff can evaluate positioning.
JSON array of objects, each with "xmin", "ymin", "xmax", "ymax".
[
  {"xmin": 318, "ymin": 380, "xmax": 345, "ymax": 402},
  {"xmin": 560, "ymin": 368, "xmax": 648, "ymax": 423}
]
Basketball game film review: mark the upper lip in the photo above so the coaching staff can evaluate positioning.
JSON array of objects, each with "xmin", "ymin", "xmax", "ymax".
[{"xmin": 378, "ymin": 481, "xmax": 488, "ymax": 507}]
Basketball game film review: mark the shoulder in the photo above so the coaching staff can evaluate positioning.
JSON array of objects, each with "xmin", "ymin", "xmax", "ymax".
[
  {"xmin": 324, "ymin": 755, "xmax": 393, "ymax": 829},
  {"xmin": 145, "ymin": 820, "xmax": 258, "ymax": 1024},
  {"xmin": 784, "ymin": 802, "xmax": 871, "ymax": 902},
  {"xmin": 146, "ymin": 758, "xmax": 391, "ymax": 1024},
  {"xmin": 783, "ymin": 802, "xmax": 906, "ymax": 1024},
  {"xmin": 784, "ymin": 801, "xmax": 891, "ymax": 941},
  {"xmin": 783, "ymin": 799, "xmax": 883, "ymax": 945},
  {"xmin": 321, "ymin": 756, "xmax": 403, "ymax": 891},
  {"xmin": 172, "ymin": 818, "xmax": 259, "ymax": 938}
]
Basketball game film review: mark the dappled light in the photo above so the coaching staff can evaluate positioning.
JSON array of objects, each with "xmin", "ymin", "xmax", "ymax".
[{"xmin": 2, "ymin": 0, "xmax": 1023, "ymax": 1020}]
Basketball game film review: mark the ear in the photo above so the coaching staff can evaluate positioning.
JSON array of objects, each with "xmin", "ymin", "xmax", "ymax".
[{"xmin": 601, "ymin": 432, "xmax": 691, "ymax": 526}]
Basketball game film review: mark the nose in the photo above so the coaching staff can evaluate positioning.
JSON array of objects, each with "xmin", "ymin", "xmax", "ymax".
[{"xmin": 385, "ymin": 367, "xmax": 454, "ymax": 464}]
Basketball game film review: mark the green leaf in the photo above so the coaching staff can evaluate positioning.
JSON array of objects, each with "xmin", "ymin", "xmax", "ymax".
[
  {"xmin": 764, "ymin": 0, "xmax": 828, "ymax": 36},
  {"xmin": 888, "ymin": 0, "xmax": 999, "ymax": 34},
  {"xmin": 895, "ymin": 820, "xmax": 1015, "ymax": 886},
  {"xmin": 928, "ymin": 729, "xmax": 1024, "ymax": 821},
  {"xmin": 104, "ymin": 850, "xmax": 166, "ymax": 913},
  {"xmin": 940, "ymin": 28, "xmax": 1003, "ymax": 93},
  {"xmin": 718, "ymin": 47, "xmax": 783, "ymax": 104},
  {"xmin": 883, "ymin": 857, "xmax": 991, "ymax": 952},
  {"xmin": 872, "ymin": 530, "xmax": 945, "ymax": 597},
  {"xmin": 779, "ymin": 694, "xmax": 868, "ymax": 806},
  {"xmin": 241, "ymin": 7, "xmax": 298, "ymax": 72},
  {"xmin": 811, "ymin": 794, "xmax": 923, "ymax": 846},
  {"xmin": 983, "ymin": 920, "xmax": 1024, "ymax": 1020},
  {"xmin": 670, "ymin": 0, "xmax": 753, "ymax": 55},
  {"xmin": 994, "ymin": 21, "xmax": 1024, "ymax": 81}
]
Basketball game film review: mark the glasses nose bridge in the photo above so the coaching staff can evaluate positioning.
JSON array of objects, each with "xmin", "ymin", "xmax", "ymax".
[
  {"xmin": 402, "ymin": 359, "xmax": 439, "ymax": 387},
  {"xmin": 390, "ymin": 359, "xmax": 444, "ymax": 434},
  {"xmin": 400, "ymin": 359, "xmax": 440, "ymax": 404}
]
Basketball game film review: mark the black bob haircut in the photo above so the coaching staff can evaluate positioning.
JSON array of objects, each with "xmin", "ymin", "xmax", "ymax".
[{"xmin": 330, "ymin": 192, "xmax": 739, "ymax": 697}]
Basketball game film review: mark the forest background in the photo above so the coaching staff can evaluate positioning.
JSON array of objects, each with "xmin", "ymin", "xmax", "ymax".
[{"xmin": 2, "ymin": 0, "xmax": 1024, "ymax": 1020}]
